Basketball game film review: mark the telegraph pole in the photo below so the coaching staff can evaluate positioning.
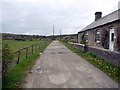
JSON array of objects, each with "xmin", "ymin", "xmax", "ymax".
[
  {"xmin": 53, "ymin": 25, "xmax": 54, "ymax": 36},
  {"xmin": 60, "ymin": 29, "xmax": 61, "ymax": 36},
  {"xmin": 60, "ymin": 29, "xmax": 61, "ymax": 40}
]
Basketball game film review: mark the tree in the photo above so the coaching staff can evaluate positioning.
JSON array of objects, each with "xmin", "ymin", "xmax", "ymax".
[{"xmin": 2, "ymin": 44, "xmax": 13, "ymax": 74}]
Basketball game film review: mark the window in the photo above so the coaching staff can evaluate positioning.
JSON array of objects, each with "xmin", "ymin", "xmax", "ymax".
[
  {"xmin": 95, "ymin": 29, "xmax": 100, "ymax": 42},
  {"xmin": 111, "ymin": 33, "xmax": 114, "ymax": 41},
  {"xmin": 86, "ymin": 32, "xmax": 88, "ymax": 42}
]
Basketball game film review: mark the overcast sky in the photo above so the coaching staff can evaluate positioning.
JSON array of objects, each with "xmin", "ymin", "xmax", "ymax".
[{"xmin": 1, "ymin": 0, "xmax": 119, "ymax": 36}]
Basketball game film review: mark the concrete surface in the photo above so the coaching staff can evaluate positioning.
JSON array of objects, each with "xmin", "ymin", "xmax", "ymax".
[{"xmin": 24, "ymin": 40, "xmax": 118, "ymax": 88}]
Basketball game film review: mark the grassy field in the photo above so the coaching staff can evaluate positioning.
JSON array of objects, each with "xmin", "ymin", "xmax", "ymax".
[
  {"xmin": 61, "ymin": 41, "xmax": 120, "ymax": 84},
  {"xmin": 2, "ymin": 40, "xmax": 51, "ymax": 88},
  {"xmin": 3, "ymin": 40, "xmax": 48, "ymax": 65},
  {"xmin": 3, "ymin": 40, "xmax": 42, "ymax": 51}
]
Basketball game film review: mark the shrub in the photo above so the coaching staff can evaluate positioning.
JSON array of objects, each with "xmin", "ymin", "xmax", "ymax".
[{"xmin": 2, "ymin": 44, "xmax": 13, "ymax": 74}]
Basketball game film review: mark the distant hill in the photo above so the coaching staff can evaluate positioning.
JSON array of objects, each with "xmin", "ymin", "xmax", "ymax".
[{"xmin": 2, "ymin": 33, "xmax": 46, "ymax": 41}]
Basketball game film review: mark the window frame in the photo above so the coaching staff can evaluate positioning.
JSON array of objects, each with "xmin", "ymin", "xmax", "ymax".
[
  {"xmin": 85, "ymin": 32, "xmax": 88, "ymax": 42},
  {"xmin": 95, "ymin": 29, "xmax": 100, "ymax": 42}
]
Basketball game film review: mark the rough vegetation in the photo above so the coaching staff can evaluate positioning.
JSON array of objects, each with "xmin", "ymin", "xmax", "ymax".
[
  {"xmin": 2, "ymin": 40, "xmax": 51, "ymax": 88},
  {"xmin": 2, "ymin": 44, "xmax": 13, "ymax": 74},
  {"xmin": 61, "ymin": 41, "xmax": 120, "ymax": 83}
]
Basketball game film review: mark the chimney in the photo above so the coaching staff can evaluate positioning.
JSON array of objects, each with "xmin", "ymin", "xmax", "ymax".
[{"xmin": 95, "ymin": 12, "xmax": 102, "ymax": 21}]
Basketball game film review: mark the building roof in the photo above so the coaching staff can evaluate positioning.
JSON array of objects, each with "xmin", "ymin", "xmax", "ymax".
[{"xmin": 79, "ymin": 9, "xmax": 120, "ymax": 33}]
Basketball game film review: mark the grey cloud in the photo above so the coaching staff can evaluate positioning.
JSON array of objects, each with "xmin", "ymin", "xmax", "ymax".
[{"xmin": 1, "ymin": 0, "xmax": 119, "ymax": 35}]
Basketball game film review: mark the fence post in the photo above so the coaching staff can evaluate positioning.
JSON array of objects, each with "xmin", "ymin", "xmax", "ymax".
[
  {"xmin": 39, "ymin": 43, "xmax": 40, "ymax": 50},
  {"xmin": 17, "ymin": 51, "xmax": 20, "ymax": 64},
  {"xmin": 32, "ymin": 45, "xmax": 33, "ymax": 54},
  {"xmin": 26, "ymin": 47, "xmax": 28, "ymax": 59}
]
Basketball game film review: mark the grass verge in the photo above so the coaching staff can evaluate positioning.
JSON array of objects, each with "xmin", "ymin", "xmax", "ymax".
[
  {"xmin": 61, "ymin": 41, "xmax": 120, "ymax": 83},
  {"xmin": 2, "ymin": 41, "xmax": 51, "ymax": 88}
]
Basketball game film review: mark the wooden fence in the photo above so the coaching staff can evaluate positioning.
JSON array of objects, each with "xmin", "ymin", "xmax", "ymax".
[{"xmin": 11, "ymin": 43, "xmax": 42, "ymax": 65}]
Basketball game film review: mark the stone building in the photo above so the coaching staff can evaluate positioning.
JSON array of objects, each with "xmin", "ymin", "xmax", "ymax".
[{"xmin": 78, "ymin": 9, "xmax": 120, "ymax": 52}]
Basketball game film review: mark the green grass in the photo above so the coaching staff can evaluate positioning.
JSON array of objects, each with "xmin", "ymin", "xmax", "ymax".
[
  {"xmin": 2, "ymin": 40, "xmax": 51, "ymax": 88},
  {"xmin": 61, "ymin": 41, "xmax": 120, "ymax": 83},
  {"xmin": 3, "ymin": 40, "xmax": 42, "ymax": 51},
  {"xmin": 3, "ymin": 40, "xmax": 48, "ymax": 65}
]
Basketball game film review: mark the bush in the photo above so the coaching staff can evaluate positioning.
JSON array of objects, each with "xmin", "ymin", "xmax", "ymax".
[{"xmin": 2, "ymin": 44, "xmax": 13, "ymax": 74}]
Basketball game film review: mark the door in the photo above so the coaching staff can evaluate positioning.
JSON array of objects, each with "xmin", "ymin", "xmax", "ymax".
[{"xmin": 109, "ymin": 28, "xmax": 114, "ymax": 51}]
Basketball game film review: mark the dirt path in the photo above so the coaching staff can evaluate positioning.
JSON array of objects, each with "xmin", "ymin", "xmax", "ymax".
[{"xmin": 24, "ymin": 40, "xmax": 118, "ymax": 88}]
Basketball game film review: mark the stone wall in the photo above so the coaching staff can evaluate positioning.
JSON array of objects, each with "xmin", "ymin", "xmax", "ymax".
[
  {"xmin": 88, "ymin": 29, "xmax": 95, "ymax": 46},
  {"xmin": 78, "ymin": 32, "xmax": 85, "ymax": 44},
  {"xmin": 71, "ymin": 43, "xmax": 120, "ymax": 67},
  {"xmin": 73, "ymin": 44, "xmax": 85, "ymax": 51},
  {"xmin": 116, "ymin": 21, "xmax": 120, "ymax": 51},
  {"xmin": 88, "ymin": 46, "xmax": 120, "ymax": 67}
]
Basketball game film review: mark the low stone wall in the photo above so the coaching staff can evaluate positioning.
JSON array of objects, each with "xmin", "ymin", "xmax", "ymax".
[
  {"xmin": 73, "ymin": 44, "xmax": 85, "ymax": 51},
  {"xmin": 88, "ymin": 46, "xmax": 120, "ymax": 67},
  {"xmin": 71, "ymin": 43, "xmax": 120, "ymax": 67}
]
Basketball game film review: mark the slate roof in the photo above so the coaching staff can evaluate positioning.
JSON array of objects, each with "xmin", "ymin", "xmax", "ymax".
[{"xmin": 79, "ymin": 9, "xmax": 120, "ymax": 33}]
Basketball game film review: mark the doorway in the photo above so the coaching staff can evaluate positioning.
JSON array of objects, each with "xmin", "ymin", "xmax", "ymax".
[{"xmin": 109, "ymin": 28, "xmax": 115, "ymax": 51}]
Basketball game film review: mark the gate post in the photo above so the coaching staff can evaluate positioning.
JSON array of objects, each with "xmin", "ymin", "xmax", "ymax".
[
  {"xmin": 26, "ymin": 47, "xmax": 28, "ymax": 59},
  {"xmin": 32, "ymin": 45, "xmax": 34, "ymax": 54}
]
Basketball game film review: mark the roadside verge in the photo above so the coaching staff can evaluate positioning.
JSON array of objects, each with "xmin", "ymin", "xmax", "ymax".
[{"xmin": 2, "ymin": 41, "xmax": 51, "ymax": 88}]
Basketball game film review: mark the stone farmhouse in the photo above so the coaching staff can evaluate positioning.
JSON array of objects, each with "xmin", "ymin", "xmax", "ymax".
[{"xmin": 78, "ymin": 9, "xmax": 120, "ymax": 52}]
